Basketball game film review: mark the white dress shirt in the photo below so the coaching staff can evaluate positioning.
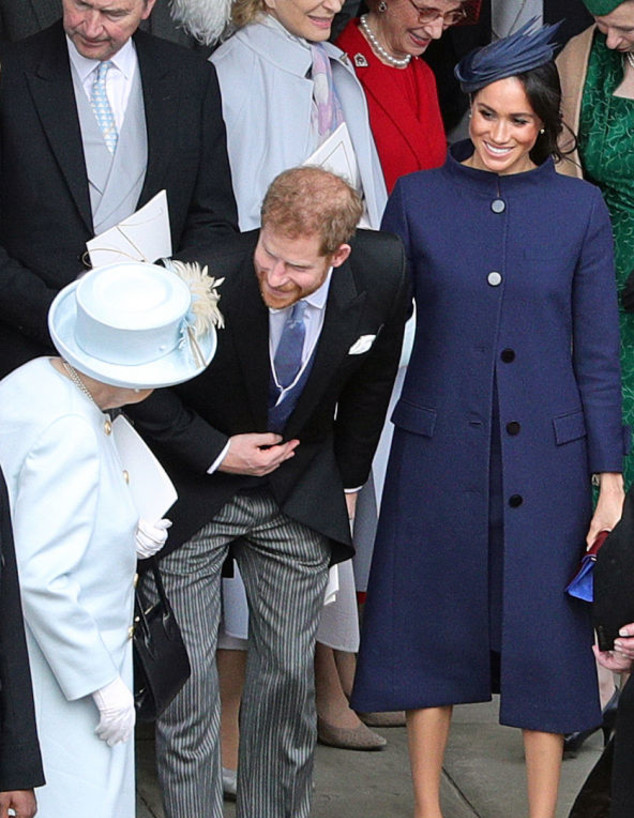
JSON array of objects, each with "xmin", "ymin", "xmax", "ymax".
[{"xmin": 66, "ymin": 36, "xmax": 138, "ymax": 130}]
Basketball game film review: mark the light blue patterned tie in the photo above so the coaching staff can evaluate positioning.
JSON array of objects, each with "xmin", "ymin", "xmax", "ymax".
[
  {"xmin": 90, "ymin": 61, "xmax": 118, "ymax": 154},
  {"xmin": 274, "ymin": 301, "xmax": 307, "ymax": 389}
]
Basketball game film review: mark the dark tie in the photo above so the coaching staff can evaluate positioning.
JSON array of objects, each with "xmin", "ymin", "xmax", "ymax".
[{"xmin": 273, "ymin": 301, "xmax": 307, "ymax": 389}]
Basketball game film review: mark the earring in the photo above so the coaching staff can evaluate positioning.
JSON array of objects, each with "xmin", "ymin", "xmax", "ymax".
[
  {"xmin": 540, "ymin": 128, "xmax": 545, "ymax": 134},
  {"xmin": 378, "ymin": 1, "xmax": 388, "ymax": 12}
]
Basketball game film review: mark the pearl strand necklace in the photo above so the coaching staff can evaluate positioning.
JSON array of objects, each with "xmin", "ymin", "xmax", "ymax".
[
  {"xmin": 359, "ymin": 15, "xmax": 411, "ymax": 69},
  {"xmin": 63, "ymin": 360, "xmax": 98, "ymax": 405},
  {"xmin": 62, "ymin": 360, "xmax": 112, "ymax": 434}
]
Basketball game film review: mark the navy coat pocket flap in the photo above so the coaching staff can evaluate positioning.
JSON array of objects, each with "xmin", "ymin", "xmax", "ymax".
[
  {"xmin": 553, "ymin": 410, "xmax": 586, "ymax": 445},
  {"xmin": 391, "ymin": 400, "xmax": 437, "ymax": 437}
]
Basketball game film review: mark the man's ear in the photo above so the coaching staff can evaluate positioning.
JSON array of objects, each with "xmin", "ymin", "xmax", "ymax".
[
  {"xmin": 330, "ymin": 244, "xmax": 351, "ymax": 269},
  {"xmin": 142, "ymin": 0, "xmax": 158, "ymax": 21}
]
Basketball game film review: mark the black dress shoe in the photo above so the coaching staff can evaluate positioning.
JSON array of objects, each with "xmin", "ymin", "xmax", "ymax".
[{"xmin": 564, "ymin": 688, "xmax": 619, "ymax": 756}]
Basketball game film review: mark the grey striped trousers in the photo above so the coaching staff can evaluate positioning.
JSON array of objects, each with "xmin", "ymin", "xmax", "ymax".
[{"xmin": 142, "ymin": 489, "xmax": 331, "ymax": 818}]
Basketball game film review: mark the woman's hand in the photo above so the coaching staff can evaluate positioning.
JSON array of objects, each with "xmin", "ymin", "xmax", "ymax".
[
  {"xmin": 92, "ymin": 676, "xmax": 136, "ymax": 746},
  {"xmin": 135, "ymin": 518, "xmax": 172, "ymax": 559},
  {"xmin": 586, "ymin": 472, "xmax": 625, "ymax": 548}
]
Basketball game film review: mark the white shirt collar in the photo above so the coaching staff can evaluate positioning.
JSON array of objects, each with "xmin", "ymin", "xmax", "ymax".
[{"xmin": 66, "ymin": 35, "xmax": 137, "ymax": 84}]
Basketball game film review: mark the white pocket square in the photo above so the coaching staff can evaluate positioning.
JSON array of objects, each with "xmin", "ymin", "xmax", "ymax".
[{"xmin": 348, "ymin": 335, "xmax": 376, "ymax": 355}]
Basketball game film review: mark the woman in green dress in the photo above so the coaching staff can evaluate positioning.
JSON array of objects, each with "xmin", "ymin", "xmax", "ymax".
[
  {"xmin": 558, "ymin": 0, "xmax": 634, "ymax": 484},
  {"xmin": 557, "ymin": 1, "xmax": 634, "ymax": 801}
]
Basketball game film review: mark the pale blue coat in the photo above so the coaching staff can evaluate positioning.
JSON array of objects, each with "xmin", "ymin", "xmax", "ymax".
[
  {"xmin": 0, "ymin": 358, "xmax": 138, "ymax": 818},
  {"xmin": 210, "ymin": 18, "xmax": 387, "ymax": 230}
]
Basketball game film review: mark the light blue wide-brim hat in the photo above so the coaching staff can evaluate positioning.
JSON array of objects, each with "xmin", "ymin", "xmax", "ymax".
[
  {"xmin": 582, "ymin": 0, "xmax": 628, "ymax": 14},
  {"xmin": 48, "ymin": 262, "xmax": 217, "ymax": 388}
]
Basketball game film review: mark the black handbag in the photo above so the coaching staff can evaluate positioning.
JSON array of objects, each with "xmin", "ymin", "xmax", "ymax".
[
  {"xmin": 132, "ymin": 558, "xmax": 191, "ymax": 722},
  {"xmin": 593, "ymin": 488, "xmax": 634, "ymax": 652}
]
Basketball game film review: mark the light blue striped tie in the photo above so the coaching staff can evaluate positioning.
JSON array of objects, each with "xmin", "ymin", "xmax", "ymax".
[{"xmin": 90, "ymin": 61, "xmax": 118, "ymax": 154}]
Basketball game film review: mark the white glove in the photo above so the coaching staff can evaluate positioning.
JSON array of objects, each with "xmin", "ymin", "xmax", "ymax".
[
  {"xmin": 92, "ymin": 676, "xmax": 136, "ymax": 746},
  {"xmin": 135, "ymin": 517, "xmax": 172, "ymax": 559}
]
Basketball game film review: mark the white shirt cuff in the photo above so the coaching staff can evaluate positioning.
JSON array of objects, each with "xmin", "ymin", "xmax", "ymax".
[{"xmin": 208, "ymin": 441, "xmax": 231, "ymax": 474}]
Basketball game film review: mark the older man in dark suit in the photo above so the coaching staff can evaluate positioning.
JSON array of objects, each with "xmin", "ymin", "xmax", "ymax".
[
  {"xmin": 0, "ymin": 0, "xmax": 237, "ymax": 377},
  {"xmin": 0, "ymin": 470, "xmax": 44, "ymax": 818},
  {"xmin": 0, "ymin": 0, "xmax": 205, "ymax": 49},
  {"xmin": 129, "ymin": 167, "xmax": 410, "ymax": 818}
]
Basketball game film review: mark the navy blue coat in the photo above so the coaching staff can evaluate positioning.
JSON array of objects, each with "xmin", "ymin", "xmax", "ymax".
[{"xmin": 351, "ymin": 142, "xmax": 627, "ymax": 733}]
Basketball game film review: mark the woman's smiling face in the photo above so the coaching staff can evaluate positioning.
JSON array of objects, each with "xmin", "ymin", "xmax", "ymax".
[
  {"xmin": 468, "ymin": 76, "xmax": 543, "ymax": 176},
  {"xmin": 264, "ymin": 0, "xmax": 343, "ymax": 41}
]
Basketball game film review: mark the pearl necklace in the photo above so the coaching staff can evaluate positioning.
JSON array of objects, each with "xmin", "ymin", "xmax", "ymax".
[
  {"xmin": 626, "ymin": 52, "xmax": 634, "ymax": 71},
  {"xmin": 359, "ymin": 15, "xmax": 411, "ymax": 69},
  {"xmin": 62, "ymin": 360, "xmax": 112, "ymax": 434}
]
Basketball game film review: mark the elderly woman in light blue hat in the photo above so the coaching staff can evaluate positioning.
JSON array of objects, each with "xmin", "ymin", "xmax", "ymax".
[{"xmin": 0, "ymin": 261, "xmax": 221, "ymax": 818}]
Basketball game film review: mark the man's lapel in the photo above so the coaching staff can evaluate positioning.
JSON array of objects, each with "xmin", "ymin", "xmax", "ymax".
[
  {"xmin": 134, "ymin": 31, "xmax": 179, "ymax": 207},
  {"xmin": 230, "ymin": 255, "xmax": 272, "ymax": 431},
  {"xmin": 285, "ymin": 259, "xmax": 366, "ymax": 438},
  {"xmin": 26, "ymin": 22, "xmax": 93, "ymax": 232}
]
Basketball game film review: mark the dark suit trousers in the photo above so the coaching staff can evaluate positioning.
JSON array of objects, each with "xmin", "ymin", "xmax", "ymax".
[
  {"xmin": 142, "ymin": 488, "xmax": 330, "ymax": 818},
  {"xmin": 611, "ymin": 674, "xmax": 634, "ymax": 818}
]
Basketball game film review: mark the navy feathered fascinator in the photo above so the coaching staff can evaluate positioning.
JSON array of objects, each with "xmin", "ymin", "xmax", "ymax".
[{"xmin": 454, "ymin": 18, "xmax": 562, "ymax": 94}]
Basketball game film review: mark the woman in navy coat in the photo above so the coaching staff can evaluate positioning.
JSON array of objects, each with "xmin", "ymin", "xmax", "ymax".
[{"xmin": 351, "ymin": 23, "xmax": 627, "ymax": 818}]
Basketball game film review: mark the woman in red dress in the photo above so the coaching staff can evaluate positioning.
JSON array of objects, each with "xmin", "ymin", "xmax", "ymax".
[{"xmin": 336, "ymin": 0, "xmax": 476, "ymax": 191}]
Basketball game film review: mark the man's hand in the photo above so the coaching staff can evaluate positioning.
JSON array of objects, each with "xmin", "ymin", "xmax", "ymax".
[
  {"xmin": 593, "ymin": 621, "xmax": 634, "ymax": 673},
  {"xmin": 0, "ymin": 789, "xmax": 37, "ymax": 818},
  {"xmin": 218, "ymin": 433, "xmax": 300, "ymax": 476},
  {"xmin": 593, "ymin": 643, "xmax": 632, "ymax": 673},
  {"xmin": 613, "ymin": 622, "xmax": 634, "ymax": 662}
]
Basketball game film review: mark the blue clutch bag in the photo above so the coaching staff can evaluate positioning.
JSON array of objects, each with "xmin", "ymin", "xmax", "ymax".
[{"xmin": 565, "ymin": 530, "xmax": 610, "ymax": 603}]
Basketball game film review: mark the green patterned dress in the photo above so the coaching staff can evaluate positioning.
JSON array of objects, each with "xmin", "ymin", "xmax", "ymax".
[{"xmin": 578, "ymin": 31, "xmax": 634, "ymax": 487}]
